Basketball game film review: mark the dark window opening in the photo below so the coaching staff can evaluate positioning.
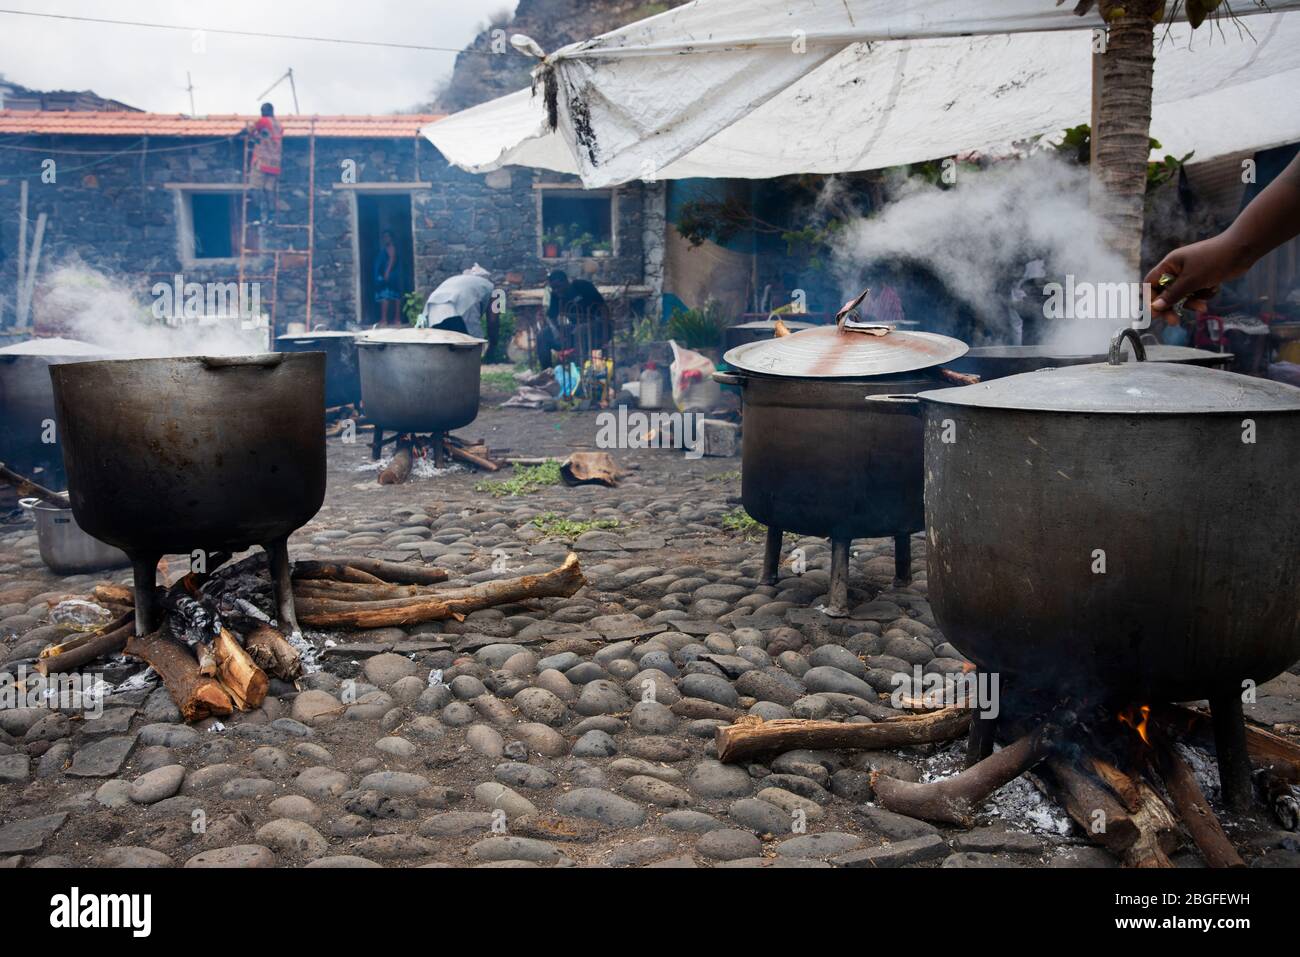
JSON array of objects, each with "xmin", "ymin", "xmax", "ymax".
[
  {"xmin": 540, "ymin": 191, "xmax": 614, "ymax": 257},
  {"xmin": 190, "ymin": 192, "xmax": 239, "ymax": 259}
]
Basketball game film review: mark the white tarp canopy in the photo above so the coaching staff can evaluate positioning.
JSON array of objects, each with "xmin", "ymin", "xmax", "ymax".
[{"xmin": 424, "ymin": 0, "xmax": 1300, "ymax": 187}]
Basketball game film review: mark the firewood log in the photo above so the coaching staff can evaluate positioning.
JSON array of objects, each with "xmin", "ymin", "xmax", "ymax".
[
  {"xmin": 124, "ymin": 632, "xmax": 233, "ymax": 722},
  {"xmin": 1150, "ymin": 729, "xmax": 1245, "ymax": 868},
  {"xmin": 379, "ymin": 439, "xmax": 414, "ymax": 485},
  {"xmin": 243, "ymin": 625, "xmax": 303, "ymax": 682},
  {"xmin": 291, "ymin": 562, "xmax": 387, "ymax": 585},
  {"xmin": 295, "ymin": 558, "xmax": 448, "ymax": 586},
  {"xmin": 869, "ymin": 721, "xmax": 1060, "ymax": 827},
  {"xmin": 715, "ymin": 707, "xmax": 972, "ymax": 763},
  {"xmin": 1157, "ymin": 703, "xmax": 1300, "ymax": 783},
  {"xmin": 211, "ymin": 628, "xmax": 268, "ymax": 711},
  {"xmin": 294, "ymin": 553, "xmax": 585, "ymax": 629},
  {"xmin": 35, "ymin": 612, "xmax": 135, "ymax": 675},
  {"xmin": 448, "ymin": 441, "xmax": 500, "ymax": 471},
  {"xmin": 92, "ymin": 583, "xmax": 135, "ymax": 607}
]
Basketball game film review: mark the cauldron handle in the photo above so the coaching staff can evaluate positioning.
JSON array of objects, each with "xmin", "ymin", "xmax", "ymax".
[
  {"xmin": 712, "ymin": 370, "xmax": 745, "ymax": 387},
  {"xmin": 1107, "ymin": 328, "xmax": 1148, "ymax": 365},
  {"xmin": 200, "ymin": 354, "xmax": 285, "ymax": 369}
]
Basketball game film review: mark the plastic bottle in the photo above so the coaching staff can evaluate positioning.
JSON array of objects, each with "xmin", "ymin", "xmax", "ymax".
[{"xmin": 639, "ymin": 360, "xmax": 664, "ymax": 409}]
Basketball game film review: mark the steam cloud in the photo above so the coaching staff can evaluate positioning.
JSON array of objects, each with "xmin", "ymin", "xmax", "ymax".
[
  {"xmin": 30, "ymin": 258, "xmax": 268, "ymax": 357},
  {"xmin": 832, "ymin": 154, "xmax": 1131, "ymax": 353}
]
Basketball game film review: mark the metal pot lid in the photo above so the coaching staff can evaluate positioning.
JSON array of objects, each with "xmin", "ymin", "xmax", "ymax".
[
  {"xmin": 0, "ymin": 336, "xmax": 104, "ymax": 356},
  {"xmin": 724, "ymin": 324, "xmax": 967, "ymax": 378},
  {"xmin": 355, "ymin": 328, "xmax": 486, "ymax": 346},
  {"xmin": 918, "ymin": 332, "xmax": 1300, "ymax": 414},
  {"xmin": 276, "ymin": 330, "xmax": 358, "ymax": 340},
  {"xmin": 1137, "ymin": 344, "xmax": 1231, "ymax": 364}
]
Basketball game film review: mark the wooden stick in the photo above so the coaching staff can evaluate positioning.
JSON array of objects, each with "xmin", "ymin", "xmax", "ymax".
[
  {"xmin": 447, "ymin": 441, "xmax": 500, "ymax": 471},
  {"xmin": 124, "ymin": 632, "xmax": 233, "ymax": 722},
  {"xmin": 297, "ymin": 557, "xmax": 449, "ymax": 586},
  {"xmin": 869, "ymin": 722, "xmax": 1059, "ymax": 827},
  {"xmin": 295, "ymin": 553, "xmax": 585, "ymax": 629},
  {"xmin": 211, "ymin": 628, "xmax": 268, "ymax": 711},
  {"xmin": 243, "ymin": 625, "xmax": 303, "ymax": 682},
  {"xmin": 715, "ymin": 707, "xmax": 972, "ymax": 764},
  {"xmin": 1150, "ymin": 730, "xmax": 1245, "ymax": 868},
  {"xmin": 35, "ymin": 614, "xmax": 135, "ymax": 676},
  {"xmin": 0, "ymin": 462, "xmax": 70, "ymax": 507}
]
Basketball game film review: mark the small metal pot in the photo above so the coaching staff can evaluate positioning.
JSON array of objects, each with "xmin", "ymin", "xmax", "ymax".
[
  {"xmin": 276, "ymin": 331, "xmax": 361, "ymax": 408},
  {"xmin": 356, "ymin": 328, "xmax": 484, "ymax": 434},
  {"xmin": 20, "ymin": 498, "xmax": 129, "ymax": 575}
]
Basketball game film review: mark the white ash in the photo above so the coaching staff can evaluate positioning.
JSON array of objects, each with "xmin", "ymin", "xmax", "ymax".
[
  {"xmin": 1176, "ymin": 741, "xmax": 1221, "ymax": 803},
  {"xmin": 289, "ymin": 631, "xmax": 330, "ymax": 674},
  {"xmin": 918, "ymin": 741, "xmax": 1074, "ymax": 837},
  {"xmin": 354, "ymin": 456, "xmax": 466, "ymax": 479},
  {"xmin": 107, "ymin": 666, "xmax": 159, "ymax": 697}
]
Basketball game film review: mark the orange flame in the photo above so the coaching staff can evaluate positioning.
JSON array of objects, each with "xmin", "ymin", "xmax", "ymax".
[{"xmin": 1118, "ymin": 704, "xmax": 1152, "ymax": 746}]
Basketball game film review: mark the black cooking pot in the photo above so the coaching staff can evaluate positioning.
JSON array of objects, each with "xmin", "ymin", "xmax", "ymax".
[
  {"xmin": 51, "ymin": 352, "xmax": 326, "ymax": 634},
  {"xmin": 868, "ymin": 330, "xmax": 1300, "ymax": 703},
  {"xmin": 276, "ymin": 330, "xmax": 361, "ymax": 408},
  {"xmin": 716, "ymin": 317, "xmax": 968, "ymax": 615},
  {"xmin": 0, "ymin": 338, "xmax": 107, "ymax": 485}
]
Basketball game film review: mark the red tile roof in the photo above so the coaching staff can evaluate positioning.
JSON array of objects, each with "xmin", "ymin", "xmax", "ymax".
[{"xmin": 0, "ymin": 110, "xmax": 444, "ymax": 138}]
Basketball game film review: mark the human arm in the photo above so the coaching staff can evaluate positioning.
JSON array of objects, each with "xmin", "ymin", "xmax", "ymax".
[{"xmin": 1146, "ymin": 153, "xmax": 1300, "ymax": 314}]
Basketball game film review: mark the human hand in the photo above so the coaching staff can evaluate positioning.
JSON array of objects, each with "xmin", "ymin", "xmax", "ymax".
[{"xmin": 1144, "ymin": 234, "xmax": 1252, "ymax": 318}]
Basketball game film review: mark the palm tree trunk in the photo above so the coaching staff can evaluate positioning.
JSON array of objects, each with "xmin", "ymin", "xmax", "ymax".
[{"xmin": 1093, "ymin": 10, "xmax": 1156, "ymax": 274}]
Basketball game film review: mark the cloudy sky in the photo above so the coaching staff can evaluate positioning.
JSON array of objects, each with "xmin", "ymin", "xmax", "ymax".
[{"xmin": 0, "ymin": 0, "xmax": 521, "ymax": 114}]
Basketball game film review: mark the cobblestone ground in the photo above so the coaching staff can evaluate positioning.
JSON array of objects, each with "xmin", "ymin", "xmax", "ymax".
[{"xmin": 2, "ymin": 401, "xmax": 1298, "ymax": 869}]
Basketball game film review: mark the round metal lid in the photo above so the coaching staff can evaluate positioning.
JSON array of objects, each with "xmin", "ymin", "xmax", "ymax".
[
  {"xmin": 918, "ymin": 359, "xmax": 1300, "ymax": 414},
  {"xmin": 0, "ymin": 336, "xmax": 104, "ymax": 357},
  {"xmin": 355, "ymin": 328, "xmax": 486, "ymax": 346},
  {"xmin": 276, "ymin": 330, "xmax": 358, "ymax": 340},
  {"xmin": 724, "ymin": 323, "xmax": 967, "ymax": 379}
]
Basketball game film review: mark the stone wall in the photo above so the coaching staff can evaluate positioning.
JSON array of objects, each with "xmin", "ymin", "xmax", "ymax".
[{"xmin": 0, "ymin": 132, "xmax": 648, "ymax": 331}]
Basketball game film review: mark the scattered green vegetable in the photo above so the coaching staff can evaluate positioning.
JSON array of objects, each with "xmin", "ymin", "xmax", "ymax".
[{"xmin": 475, "ymin": 460, "xmax": 563, "ymax": 497}]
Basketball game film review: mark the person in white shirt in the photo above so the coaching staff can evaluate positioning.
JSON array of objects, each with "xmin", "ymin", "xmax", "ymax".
[{"xmin": 420, "ymin": 265, "xmax": 495, "ymax": 350}]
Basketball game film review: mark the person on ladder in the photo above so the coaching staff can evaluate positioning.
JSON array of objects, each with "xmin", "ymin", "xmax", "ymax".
[{"xmin": 245, "ymin": 102, "xmax": 282, "ymax": 225}]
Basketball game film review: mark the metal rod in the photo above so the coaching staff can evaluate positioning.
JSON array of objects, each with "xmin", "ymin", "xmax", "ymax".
[
  {"xmin": 264, "ymin": 536, "xmax": 300, "ymax": 635},
  {"xmin": 825, "ymin": 537, "xmax": 851, "ymax": 618},
  {"xmin": 129, "ymin": 553, "xmax": 162, "ymax": 636},
  {"xmin": 894, "ymin": 532, "xmax": 912, "ymax": 585},
  {"xmin": 760, "ymin": 523, "xmax": 782, "ymax": 586},
  {"xmin": 1210, "ymin": 692, "xmax": 1253, "ymax": 813}
]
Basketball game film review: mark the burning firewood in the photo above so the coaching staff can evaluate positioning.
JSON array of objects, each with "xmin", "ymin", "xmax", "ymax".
[
  {"xmin": 124, "ymin": 631, "xmax": 233, "ymax": 722},
  {"xmin": 714, "ymin": 707, "xmax": 972, "ymax": 763},
  {"xmin": 869, "ymin": 721, "xmax": 1062, "ymax": 827},
  {"xmin": 1256, "ymin": 769, "xmax": 1300, "ymax": 831},
  {"xmin": 294, "ymin": 553, "xmax": 586, "ymax": 629}
]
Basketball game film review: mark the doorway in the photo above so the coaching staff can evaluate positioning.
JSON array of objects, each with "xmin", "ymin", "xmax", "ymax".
[{"xmin": 355, "ymin": 192, "xmax": 414, "ymax": 326}]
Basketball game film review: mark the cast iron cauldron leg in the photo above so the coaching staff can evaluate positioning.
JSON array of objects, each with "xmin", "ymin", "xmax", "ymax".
[
  {"xmin": 1210, "ymin": 692, "xmax": 1253, "ymax": 812},
  {"xmin": 965, "ymin": 690, "xmax": 997, "ymax": 768},
  {"xmin": 129, "ymin": 553, "xmax": 162, "ymax": 636},
  {"xmin": 433, "ymin": 430, "xmax": 446, "ymax": 469},
  {"xmin": 265, "ymin": 537, "xmax": 301, "ymax": 635},
  {"xmin": 825, "ymin": 538, "xmax": 850, "ymax": 618},
  {"xmin": 371, "ymin": 428, "xmax": 384, "ymax": 461},
  {"xmin": 760, "ymin": 524, "xmax": 783, "ymax": 586},
  {"xmin": 894, "ymin": 533, "xmax": 912, "ymax": 586}
]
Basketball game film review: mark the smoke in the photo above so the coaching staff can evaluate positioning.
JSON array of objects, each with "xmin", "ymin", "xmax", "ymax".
[
  {"xmin": 31, "ymin": 259, "xmax": 269, "ymax": 357},
  {"xmin": 832, "ymin": 154, "xmax": 1131, "ymax": 353}
]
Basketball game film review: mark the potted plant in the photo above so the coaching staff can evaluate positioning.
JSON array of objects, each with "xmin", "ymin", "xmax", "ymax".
[
  {"xmin": 542, "ymin": 226, "xmax": 563, "ymax": 259},
  {"xmin": 592, "ymin": 239, "xmax": 612, "ymax": 259}
]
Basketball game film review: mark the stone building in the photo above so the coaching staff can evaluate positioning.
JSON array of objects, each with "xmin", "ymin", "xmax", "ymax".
[{"xmin": 0, "ymin": 110, "xmax": 656, "ymax": 332}]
